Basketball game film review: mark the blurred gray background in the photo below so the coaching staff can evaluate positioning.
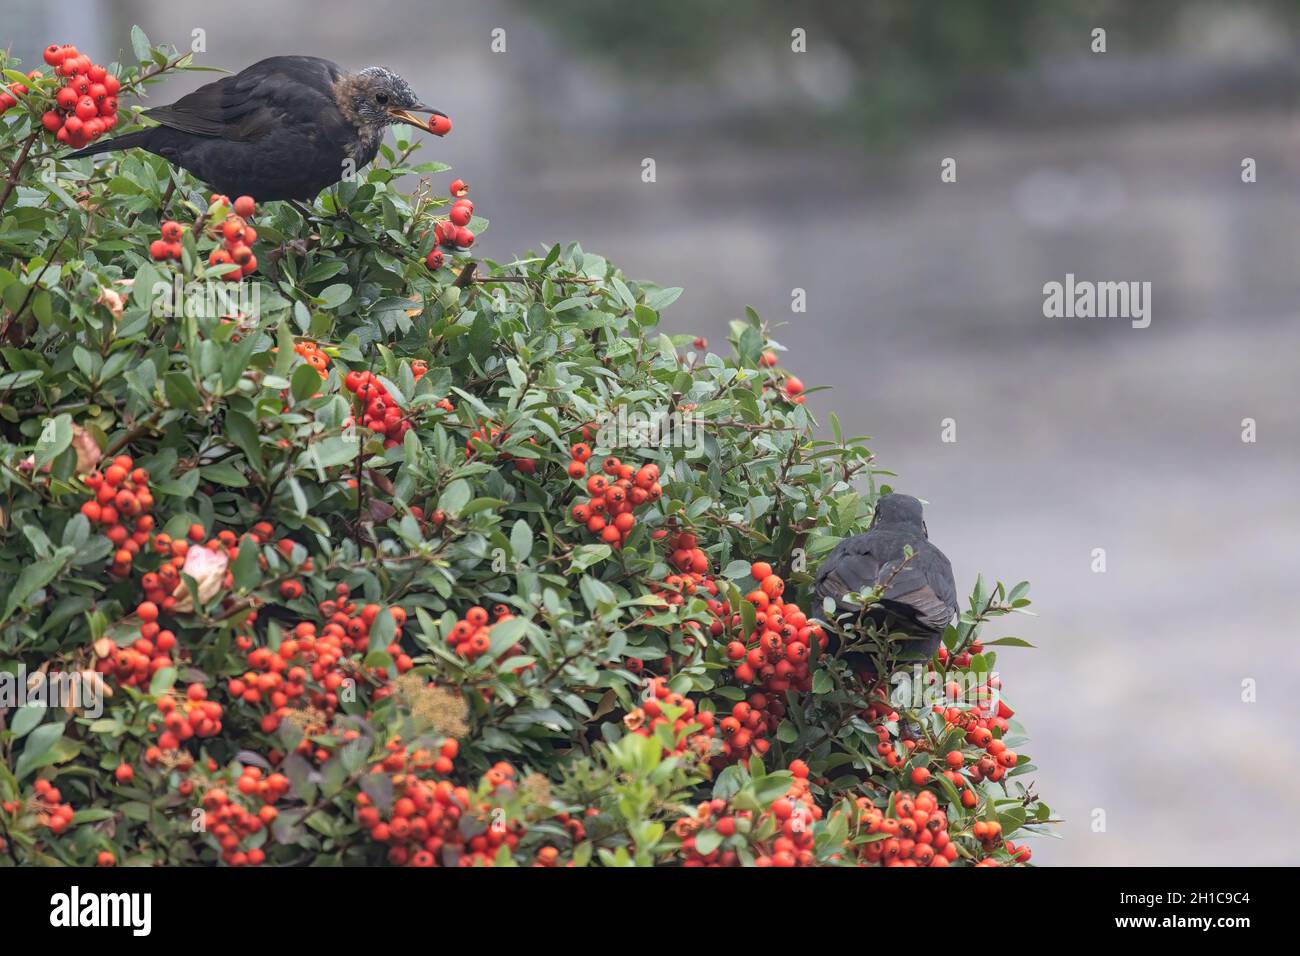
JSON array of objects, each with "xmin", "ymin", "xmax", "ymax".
[{"xmin": 6, "ymin": 0, "xmax": 1299, "ymax": 865}]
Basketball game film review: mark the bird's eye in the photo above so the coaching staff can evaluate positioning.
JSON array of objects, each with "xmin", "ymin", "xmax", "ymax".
[{"xmin": 376, "ymin": 92, "xmax": 389, "ymax": 105}]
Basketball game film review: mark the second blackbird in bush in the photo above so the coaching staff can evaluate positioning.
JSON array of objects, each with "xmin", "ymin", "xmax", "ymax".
[
  {"xmin": 67, "ymin": 55, "xmax": 448, "ymax": 201},
  {"xmin": 814, "ymin": 493, "xmax": 958, "ymax": 675}
]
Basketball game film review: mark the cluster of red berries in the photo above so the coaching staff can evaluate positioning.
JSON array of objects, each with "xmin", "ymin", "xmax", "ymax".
[
  {"xmin": 628, "ymin": 567, "xmax": 725, "ymax": 682},
  {"xmin": 79, "ymin": 454, "xmax": 154, "ymax": 578},
  {"xmin": 568, "ymin": 450, "xmax": 661, "ymax": 547},
  {"xmin": 848, "ymin": 789, "xmax": 957, "ymax": 866},
  {"xmin": 16, "ymin": 779, "xmax": 76, "ymax": 835},
  {"xmin": 139, "ymin": 522, "xmax": 257, "ymax": 613},
  {"xmin": 929, "ymin": 712, "xmax": 1018, "ymax": 788},
  {"xmin": 0, "ymin": 75, "xmax": 35, "ymax": 115},
  {"xmin": 232, "ymin": 595, "xmax": 411, "ymax": 746},
  {"xmin": 444, "ymin": 604, "xmax": 524, "ymax": 664},
  {"xmin": 665, "ymin": 529, "xmax": 710, "ymax": 575},
  {"xmin": 858, "ymin": 699, "xmax": 913, "ymax": 773},
  {"xmin": 146, "ymin": 683, "xmax": 225, "ymax": 755},
  {"xmin": 196, "ymin": 771, "xmax": 287, "ymax": 866},
  {"xmin": 293, "ymin": 339, "xmax": 331, "ymax": 380},
  {"xmin": 96, "ymin": 600, "xmax": 176, "ymax": 688},
  {"xmin": 35, "ymin": 45, "xmax": 119, "ymax": 146},
  {"xmin": 725, "ymin": 563, "xmax": 824, "ymax": 696},
  {"xmin": 622, "ymin": 674, "xmax": 717, "ymax": 763},
  {"xmin": 676, "ymin": 760, "xmax": 823, "ymax": 866},
  {"xmin": 357, "ymin": 745, "xmax": 526, "ymax": 867},
  {"xmin": 206, "ymin": 195, "xmax": 259, "ymax": 280},
  {"xmin": 425, "ymin": 178, "xmax": 475, "ymax": 268},
  {"xmin": 344, "ymin": 369, "xmax": 411, "ymax": 449},
  {"xmin": 147, "ymin": 218, "xmax": 186, "ymax": 261}
]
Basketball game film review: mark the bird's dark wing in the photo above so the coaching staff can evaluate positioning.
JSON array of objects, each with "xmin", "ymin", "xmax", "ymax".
[
  {"xmin": 815, "ymin": 532, "xmax": 957, "ymax": 632},
  {"xmin": 144, "ymin": 56, "xmax": 345, "ymax": 142},
  {"xmin": 815, "ymin": 535, "xmax": 885, "ymax": 609},
  {"xmin": 881, "ymin": 543, "xmax": 957, "ymax": 633}
]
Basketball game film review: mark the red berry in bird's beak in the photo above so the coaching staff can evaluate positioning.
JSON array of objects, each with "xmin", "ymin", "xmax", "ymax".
[
  {"xmin": 449, "ymin": 179, "xmax": 469, "ymax": 199},
  {"xmin": 429, "ymin": 114, "xmax": 452, "ymax": 136}
]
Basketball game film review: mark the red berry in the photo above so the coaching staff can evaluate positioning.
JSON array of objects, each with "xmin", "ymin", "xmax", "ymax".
[
  {"xmin": 449, "ymin": 204, "xmax": 471, "ymax": 227},
  {"xmin": 429, "ymin": 114, "xmax": 452, "ymax": 136},
  {"xmin": 449, "ymin": 179, "xmax": 469, "ymax": 198},
  {"xmin": 114, "ymin": 763, "xmax": 134, "ymax": 784},
  {"xmin": 233, "ymin": 195, "xmax": 256, "ymax": 218}
]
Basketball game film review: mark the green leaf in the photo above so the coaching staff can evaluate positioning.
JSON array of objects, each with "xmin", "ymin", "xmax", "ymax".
[
  {"xmin": 291, "ymin": 363, "xmax": 323, "ymax": 402},
  {"xmin": 14, "ymin": 722, "xmax": 66, "ymax": 780},
  {"xmin": 509, "ymin": 520, "xmax": 533, "ymax": 562},
  {"xmin": 201, "ymin": 461, "xmax": 249, "ymax": 487},
  {"xmin": 149, "ymin": 667, "xmax": 177, "ymax": 696},
  {"xmin": 437, "ymin": 479, "xmax": 471, "ymax": 517},
  {"xmin": 317, "ymin": 283, "xmax": 353, "ymax": 309},
  {"xmin": 10, "ymin": 704, "xmax": 46, "ymax": 738},
  {"xmin": 163, "ymin": 372, "xmax": 201, "ymax": 410},
  {"xmin": 231, "ymin": 538, "xmax": 260, "ymax": 591},
  {"xmin": 225, "ymin": 412, "xmax": 263, "ymax": 471},
  {"xmin": 130, "ymin": 25, "xmax": 153, "ymax": 63},
  {"xmin": 33, "ymin": 414, "xmax": 73, "ymax": 469},
  {"xmin": 694, "ymin": 828, "xmax": 723, "ymax": 855},
  {"xmin": 1, "ymin": 554, "xmax": 69, "ymax": 624}
]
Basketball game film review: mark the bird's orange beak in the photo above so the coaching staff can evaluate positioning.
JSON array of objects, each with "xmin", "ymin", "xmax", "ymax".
[{"xmin": 389, "ymin": 105, "xmax": 451, "ymax": 136}]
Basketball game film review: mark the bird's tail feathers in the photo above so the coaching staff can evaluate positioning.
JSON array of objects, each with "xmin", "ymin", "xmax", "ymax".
[{"xmin": 65, "ymin": 130, "xmax": 152, "ymax": 160}]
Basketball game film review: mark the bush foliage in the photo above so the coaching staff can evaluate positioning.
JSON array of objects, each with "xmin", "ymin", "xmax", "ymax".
[{"xmin": 0, "ymin": 33, "xmax": 1051, "ymax": 867}]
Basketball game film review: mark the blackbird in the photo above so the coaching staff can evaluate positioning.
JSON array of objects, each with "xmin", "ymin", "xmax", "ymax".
[
  {"xmin": 67, "ymin": 56, "xmax": 447, "ymax": 201},
  {"xmin": 814, "ymin": 493, "xmax": 958, "ymax": 675}
]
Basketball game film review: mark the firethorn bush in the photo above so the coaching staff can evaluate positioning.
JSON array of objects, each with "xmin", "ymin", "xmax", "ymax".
[{"xmin": 0, "ymin": 32, "xmax": 1053, "ymax": 866}]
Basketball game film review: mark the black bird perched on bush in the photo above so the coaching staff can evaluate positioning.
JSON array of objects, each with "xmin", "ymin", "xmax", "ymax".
[
  {"xmin": 814, "ymin": 494, "xmax": 958, "ymax": 675},
  {"xmin": 67, "ymin": 56, "xmax": 448, "ymax": 201}
]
